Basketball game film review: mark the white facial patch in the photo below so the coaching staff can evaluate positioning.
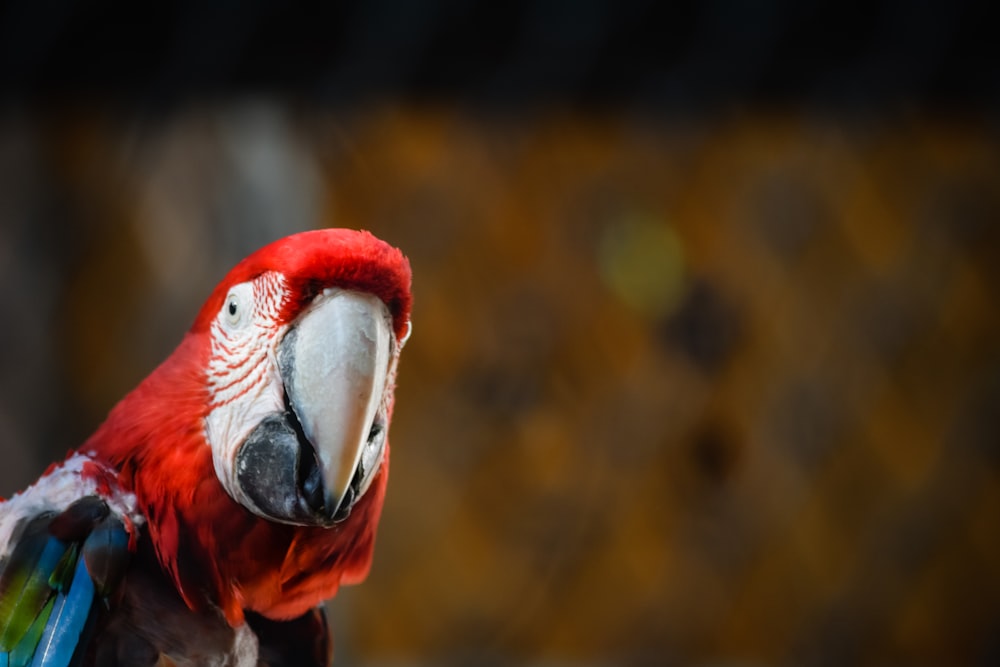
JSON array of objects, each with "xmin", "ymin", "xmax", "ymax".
[{"xmin": 205, "ymin": 273, "xmax": 289, "ymax": 505}]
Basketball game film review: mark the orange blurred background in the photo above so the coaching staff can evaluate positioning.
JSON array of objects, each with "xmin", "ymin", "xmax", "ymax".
[{"xmin": 2, "ymin": 3, "xmax": 999, "ymax": 666}]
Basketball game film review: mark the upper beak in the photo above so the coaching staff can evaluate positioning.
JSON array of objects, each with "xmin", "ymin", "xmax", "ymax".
[{"xmin": 235, "ymin": 289, "xmax": 392, "ymax": 526}]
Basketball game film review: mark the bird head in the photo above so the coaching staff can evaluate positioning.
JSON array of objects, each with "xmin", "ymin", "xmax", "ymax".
[{"xmin": 191, "ymin": 230, "xmax": 412, "ymax": 526}]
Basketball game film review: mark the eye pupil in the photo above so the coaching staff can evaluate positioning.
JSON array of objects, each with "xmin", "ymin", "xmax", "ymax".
[{"xmin": 228, "ymin": 300, "xmax": 238, "ymax": 316}]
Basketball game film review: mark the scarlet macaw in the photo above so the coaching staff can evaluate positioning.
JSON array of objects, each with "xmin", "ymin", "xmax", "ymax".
[{"xmin": 0, "ymin": 229, "xmax": 412, "ymax": 666}]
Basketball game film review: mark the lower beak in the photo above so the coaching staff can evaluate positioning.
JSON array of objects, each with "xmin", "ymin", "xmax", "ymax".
[{"xmin": 235, "ymin": 289, "xmax": 392, "ymax": 525}]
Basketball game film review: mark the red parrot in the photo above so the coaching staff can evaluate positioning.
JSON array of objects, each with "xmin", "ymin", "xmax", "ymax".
[{"xmin": 0, "ymin": 229, "xmax": 412, "ymax": 666}]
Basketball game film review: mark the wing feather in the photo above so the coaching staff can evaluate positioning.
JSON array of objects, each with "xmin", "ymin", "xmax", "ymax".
[{"xmin": 0, "ymin": 499, "xmax": 131, "ymax": 667}]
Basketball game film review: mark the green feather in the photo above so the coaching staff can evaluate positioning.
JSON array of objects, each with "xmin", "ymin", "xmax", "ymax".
[
  {"xmin": 0, "ymin": 525, "xmax": 67, "ymax": 651},
  {"xmin": 0, "ymin": 514, "xmax": 67, "ymax": 653},
  {"xmin": 0, "ymin": 541, "xmax": 64, "ymax": 651},
  {"xmin": 7, "ymin": 596, "xmax": 55, "ymax": 667},
  {"xmin": 0, "ymin": 523, "xmax": 48, "ymax": 638},
  {"xmin": 48, "ymin": 544, "xmax": 79, "ymax": 594}
]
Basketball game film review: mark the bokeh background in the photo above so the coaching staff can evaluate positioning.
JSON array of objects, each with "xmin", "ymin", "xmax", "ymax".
[{"xmin": 2, "ymin": 2, "xmax": 999, "ymax": 665}]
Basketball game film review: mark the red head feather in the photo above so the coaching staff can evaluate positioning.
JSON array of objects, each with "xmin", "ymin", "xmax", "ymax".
[{"xmin": 193, "ymin": 228, "xmax": 412, "ymax": 338}]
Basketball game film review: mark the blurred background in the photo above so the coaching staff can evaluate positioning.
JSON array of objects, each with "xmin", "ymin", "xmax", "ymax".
[{"xmin": 1, "ymin": 1, "xmax": 999, "ymax": 665}]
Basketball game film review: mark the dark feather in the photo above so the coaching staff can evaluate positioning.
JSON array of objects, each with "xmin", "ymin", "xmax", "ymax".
[
  {"xmin": 247, "ymin": 608, "xmax": 331, "ymax": 667},
  {"xmin": 81, "ymin": 517, "xmax": 129, "ymax": 598},
  {"xmin": 47, "ymin": 500, "xmax": 109, "ymax": 544}
]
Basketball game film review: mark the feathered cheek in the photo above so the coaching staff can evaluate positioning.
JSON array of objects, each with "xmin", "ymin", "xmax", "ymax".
[{"xmin": 204, "ymin": 351, "xmax": 285, "ymax": 510}]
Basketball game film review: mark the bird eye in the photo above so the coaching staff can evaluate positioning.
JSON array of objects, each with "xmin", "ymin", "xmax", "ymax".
[
  {"xmin": 220, "ymin": 282, "xmax": 255, "ymax": 331},
  {"xmin": 223, "ymin": 294, "xmax": 243, "ymax": 327},
  {"xmin": 225, "ymin": 296, "xmax": 241, "ymax": 326}
]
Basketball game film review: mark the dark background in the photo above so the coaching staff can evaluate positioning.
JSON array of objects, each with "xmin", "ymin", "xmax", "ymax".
[
  {"xmin": 1, "ymin": 0, "xmax": 997, "ymax": 110},
  {"xmin": 1, "ymin": 1, "xmax": 999, "ymax": 665}
]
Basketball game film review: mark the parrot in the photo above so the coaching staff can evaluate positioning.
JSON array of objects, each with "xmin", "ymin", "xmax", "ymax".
[{"xmin": 0, "ymin": 228, "xmax": 412, "ymax": 666}]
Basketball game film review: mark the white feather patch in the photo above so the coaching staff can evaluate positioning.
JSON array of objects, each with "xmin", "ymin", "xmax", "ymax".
[
  {"xmin": 230, "ymin": 622, "xmax": 260, "ymax": 667},
  {"xmin": 0, "ymin": 453, "xmax": 144, "ymax": 559}
]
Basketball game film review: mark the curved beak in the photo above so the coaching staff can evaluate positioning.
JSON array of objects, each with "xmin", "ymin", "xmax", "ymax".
[{"xmin": 235, "ymin": 289, "xmax": 392, "ymax": 525}]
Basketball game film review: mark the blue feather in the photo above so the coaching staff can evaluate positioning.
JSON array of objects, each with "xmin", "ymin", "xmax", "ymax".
[{"xmin": 27, "ymin": 557, "xmax": 95, "ymax": 667}]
